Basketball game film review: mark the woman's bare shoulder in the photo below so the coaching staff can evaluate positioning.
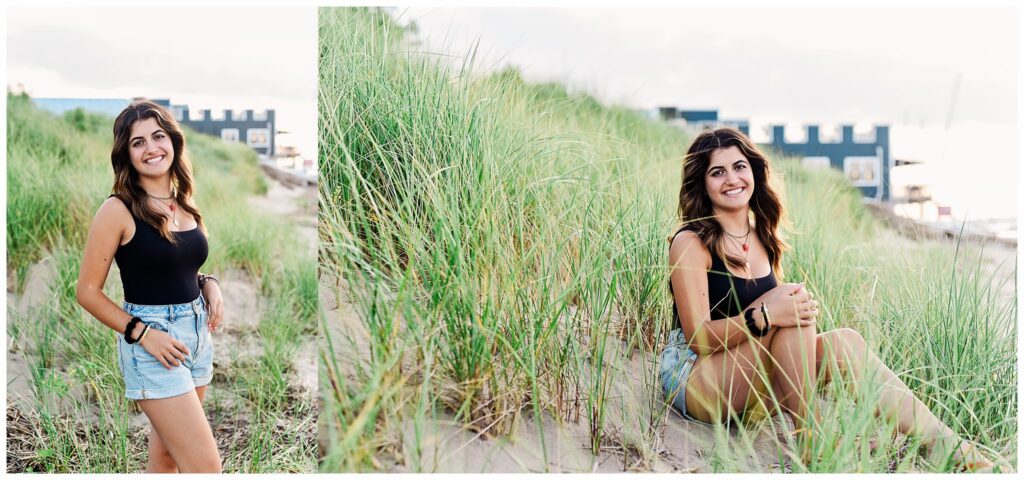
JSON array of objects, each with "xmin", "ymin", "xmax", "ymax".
[
  {"xmin": 669, "ymin": 229, "xmax": 711, "ymax": 267},
  {"xmin": 93, "ymin": 196, "xmax": 133, "ymax": 227}
]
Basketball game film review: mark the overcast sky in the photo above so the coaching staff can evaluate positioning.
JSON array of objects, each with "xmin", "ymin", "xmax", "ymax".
[
  {"xmin": 6, "ymin": 7, "xmax": 317, "ymax": 159},
  {"xmin": 401, "ymin": 6, "xmax": 1016, "ymax": 129},
  {"xmin": 399, "ymin": 6, "xmax": 1018, "ymax": 220}
]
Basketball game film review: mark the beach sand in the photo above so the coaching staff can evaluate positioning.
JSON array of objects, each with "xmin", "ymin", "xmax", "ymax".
[
  {"xmin": 247, "ymin": 176, "xmax": 318, "ymax": 254},
  {"xmin": 872, "ymin": 226, "xmax": 1016, "ymax": 305}
]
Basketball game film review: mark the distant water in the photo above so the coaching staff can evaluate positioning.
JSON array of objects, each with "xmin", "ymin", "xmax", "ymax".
[{"xmin": 888, "ymin": 121, "xmax": 1017, "ymax": 243}]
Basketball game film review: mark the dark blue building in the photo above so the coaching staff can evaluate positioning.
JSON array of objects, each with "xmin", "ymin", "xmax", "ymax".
[
  {"xmin": 32, "ymin": 97, "xmax": 276, "ymax": 160},
  {"xmin": 763, "ymin": 124, "xmax": 891, "ymax": 201},
  {"xmin": 657, "ymin": 107, "xmax": 750, "ymax": 136},
  {"xmin": 165, "ymin": 102, "xmax": 276, "ymax": 160}
]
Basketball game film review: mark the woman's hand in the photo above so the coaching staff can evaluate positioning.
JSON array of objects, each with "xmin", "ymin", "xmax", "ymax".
[
  {"xmin": 761, "ymin": 283, "xmax": 818, "ymax": 328},
  {"xmin": 139, "ymin": 328, "xmax": 191, "ymax": 369},
  {"xmin": 202, "ymin": 281, "xmax": 224, "ymax": 333}
]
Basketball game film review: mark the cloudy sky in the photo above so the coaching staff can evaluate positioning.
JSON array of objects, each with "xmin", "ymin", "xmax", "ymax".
[
  {"xmin": 400, "ymin": 6, "xmax": 1018, "ymax": 220},
  {"xmin": 400, "ymin": 6, "xmax": 1016, "ymax": 129},
  {"xmin": 7, "ymin": 7, "xmax": 317, "ymax": 159}
]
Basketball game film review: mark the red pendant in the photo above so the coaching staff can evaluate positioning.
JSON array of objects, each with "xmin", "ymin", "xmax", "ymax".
[
  {"xmin": 170, "ymin": 204, "xmax": 176, "ymax": 212},
  {"xmin": 742, "ymin": 243, "xmax": 749, "ymax": 252}
]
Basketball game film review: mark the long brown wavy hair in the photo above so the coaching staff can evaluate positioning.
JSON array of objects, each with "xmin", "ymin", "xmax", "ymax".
[
  {"xmin": 675, "ymin": 127, "xmax": 786, "ymax": 279},
  {"xmin": 110, "ymin": 99, "xmax": 205, "ymax": 242}
]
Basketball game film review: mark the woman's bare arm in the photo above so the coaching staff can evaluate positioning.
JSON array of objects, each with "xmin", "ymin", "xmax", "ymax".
[
  {"xmin": 76, "ymin": 197, "xmax": 141, "ymax": 338},
  {"xmin": 669, "ymin": 231, "xmax": 761, "ymax": 356}
]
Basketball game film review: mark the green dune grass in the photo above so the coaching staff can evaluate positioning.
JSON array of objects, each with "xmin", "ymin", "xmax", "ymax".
[{"xmin": 318, "ymin": 7, "xmax": 1015, "ymax": 473}]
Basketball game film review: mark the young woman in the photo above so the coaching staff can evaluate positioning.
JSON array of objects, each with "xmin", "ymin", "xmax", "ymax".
[
  {"xmin": 659, "ymin": 127, "xmax": 995, "ymax": 471},
  {"xmin": 76, "ymin": 100, "xmax": 225, "ymax": 473}
]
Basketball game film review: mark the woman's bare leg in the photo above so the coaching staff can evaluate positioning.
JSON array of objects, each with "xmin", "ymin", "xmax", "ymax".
[
  {"xmin": 684, "ymin": 323, "xmax": 824, "ymax": 466},
  {"xmin": 139, "ymin": 386, "xmax": 220, "ymax": 473},
  {"xmin": 816, "ymin": 328, "xmax": 992, "ymax": 468},
  {"xmin": 145, "ymin": 386, "xmax": 209, "ymax": 473},
  {"xmin": 767, "ymin": 324, "xmax": 819, "ymax": 433},
  {"xmin": 684, "ymin": 326, "xmax": 782, "ymax": 423}
]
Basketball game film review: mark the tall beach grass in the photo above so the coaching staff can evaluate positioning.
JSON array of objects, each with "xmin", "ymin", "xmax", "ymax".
[{"xmin": 317, "ymin": 8, "xmax": 1015, "ymax": 473}]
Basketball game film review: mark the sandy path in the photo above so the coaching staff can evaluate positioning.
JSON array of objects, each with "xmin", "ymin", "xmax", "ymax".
[
  {"xmin": 250, "ymin": 177, "xmax": 319, "ymax": 402},
  {"xmin": 247, "ymin": 177, "xmax": 317, "ymax": 254}
]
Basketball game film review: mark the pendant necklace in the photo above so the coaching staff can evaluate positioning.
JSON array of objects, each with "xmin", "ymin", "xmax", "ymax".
[
  {"xmin": 150, "ymin": 195, "xmax": 179, "ymax": 227},
  {"xmin": 725, "ymin": 224, "xmax": 752, "ymax": 274}
]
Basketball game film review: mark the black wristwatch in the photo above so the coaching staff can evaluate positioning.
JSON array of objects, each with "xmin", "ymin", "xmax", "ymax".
[
  {"xmin": 124, "ymin": 316, "xmax": 144, "ymax": 344},
  {"xmin": 744, "ymin": 308, "xmax": 770, "ymax": 337}
]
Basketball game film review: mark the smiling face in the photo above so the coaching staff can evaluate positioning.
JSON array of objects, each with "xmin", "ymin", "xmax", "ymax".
[
  {"xmin": 128, "ymin": 117, "xmax": 174, "ymax": 180},
  {"xmin": 704, "ymin": 145, "xmax": 755, "ymax": 212}
]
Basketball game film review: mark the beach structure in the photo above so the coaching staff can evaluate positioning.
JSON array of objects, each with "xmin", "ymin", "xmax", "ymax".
[
  {"xmin": 168, "ymin": 102, "xmax": 276, "ymax": 160},
  {"xmin": 656, "ymin": 107, "xmax": 750, "ymax": 136},
  {"xmin": 32, "ymin": 97, "xmax": 277, "ymax": 160},
  {"xmin": 763, "ymin": 124, "xmax": 891, "ymax": 201}
]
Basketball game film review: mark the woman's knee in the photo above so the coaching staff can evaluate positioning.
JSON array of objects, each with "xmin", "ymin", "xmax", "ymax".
[
  {"xmin": 832, "ymin": 327, "xmax": 866, "ymax": 353},
  {"xmin": 822, "ymin": 327, "xmax": 867, "ymax": 366},
  {"xmin": 178, "ymin": 453, "xmax": 222, "ymax": 473},
  {"xmin": 148, "ymin": 446, "xmax": 177, "ymax": 472},
  {"xmin": 774, "ymin": 323, "xmax": 818, "ymax": 352}
]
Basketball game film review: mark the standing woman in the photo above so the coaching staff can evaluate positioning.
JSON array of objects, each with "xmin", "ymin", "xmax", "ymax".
[
  {"xmin": 76, "ymin": 100, "xmax": 225, "ymax": 473},
  {"xmin": 659, "ymin": 127, "xmax": 995, "ymax": 471}
]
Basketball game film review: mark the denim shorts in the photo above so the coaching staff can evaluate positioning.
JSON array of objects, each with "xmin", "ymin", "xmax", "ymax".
[
  {"xmin": 117, "ymin": 295, "xmax": 213, "ymax": 400},
  {"xmin": 659, "ymin": 328, "xmax": 705, "ymax": 423}
]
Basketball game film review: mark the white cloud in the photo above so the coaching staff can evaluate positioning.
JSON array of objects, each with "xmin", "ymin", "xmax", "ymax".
[{"xmin": 7, "ymin": 7, "xmax": 318, "ymax": 158}]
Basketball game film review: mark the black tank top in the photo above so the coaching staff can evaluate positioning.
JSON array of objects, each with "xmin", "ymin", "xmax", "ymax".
[
  {"xmin": 669, "ymin": 226, "xmax": 778, "ymax": 331},
  {"xmin": 113, "ymin": 201, "xmax": 208, "ymax": 305}
]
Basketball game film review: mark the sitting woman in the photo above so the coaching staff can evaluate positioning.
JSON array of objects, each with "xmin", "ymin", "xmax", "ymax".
[{"xmin": 659, "ymin": 127, "xmax": 994, "ymax": 471}]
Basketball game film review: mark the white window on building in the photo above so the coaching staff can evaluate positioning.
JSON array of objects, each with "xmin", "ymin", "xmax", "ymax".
[
  {"xmin": 843, "ymin": 156, "xmax": 881, "ymax": 186},
  {"xmin": 172, "ymin": 106, "xmax": 186, "ymax": 122},
  {"xmin": 853, "ymin": 125, "xmax": 877, "ymax": 143},
  {"xmin": 783, "ymin": 125, "xmax": 808, "ymax": 144},
  {"xmin": 801, "ymin": 156, "xmax": 831, "ymax": 170},
  {"xmin": 221, "ymin": 128, "xmax": 240, "ymax": 143},
  {"xmin": 818, "ymin": 124, "xmax": 842, "ymax": 143},
  {"xmin": 247, "ymin": 128, "xmax": 269, "ymax": 148}
]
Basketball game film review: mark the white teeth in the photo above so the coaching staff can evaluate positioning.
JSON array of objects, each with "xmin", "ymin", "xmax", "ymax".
[
  {"xmin": 724, "ymin": 187, "xmax": 744, "ymax": 196},
  {"xmin": 145, "ymin": 156, "xmax": 163, "ymax": 165}
]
